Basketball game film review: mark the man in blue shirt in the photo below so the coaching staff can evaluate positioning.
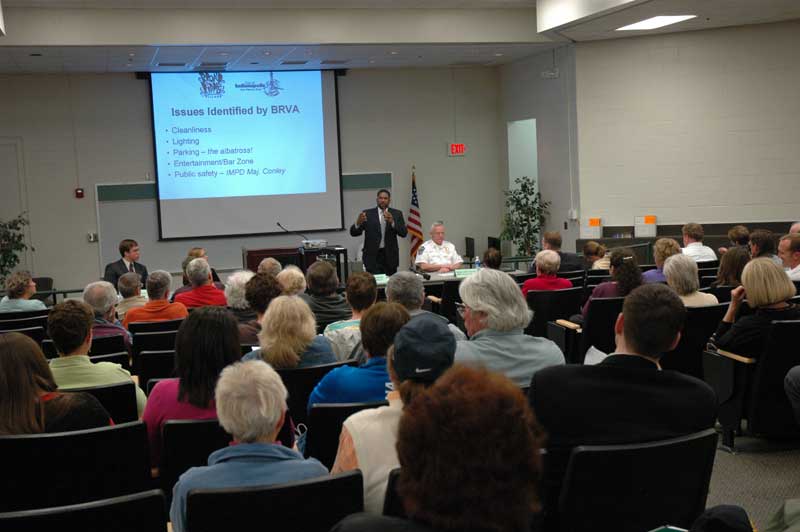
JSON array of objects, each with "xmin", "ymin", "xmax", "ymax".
[
  {"xmin": 170, "ymin": 360, "xmax": 328, "ymax": 532},
  {"xmin": 307, "ymin": 302, "xmax": 410, "ymax": 412}
]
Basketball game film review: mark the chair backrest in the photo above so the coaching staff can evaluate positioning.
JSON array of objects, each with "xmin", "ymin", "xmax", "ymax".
[
  {"xmin": 146, "ymin": 378, "xmax": 167, "ymax": 396},
  {"xmin": 138, "ymin": 350, "xmax": 176, "ymax": 389},
  {"xmin": 30, "ymin": 277, "xmax": 56, "ymax": 306},
  {"xmin": 525, "ymin": 287, "xmax": 584, "ymax": 338},
  {"xmin": 697, "ymin": 259, "xmax": 719, "ymax": 269},
  {"xmin": 41, "ymin": 338, "xmax": 58, "ymax": 359},
  {"xmin": 276, "ymin": 360, "xmax": 358, "ymax": 426},
  {"xmin": 0, "ymin": 314, "xmax": 48, "ymax": 331},
  {"xmin": 305, "ymin": 401, "xmax": 388, "ymax": 469},
  {"xmin": 438, "ymin": 278, "xmax": 462, "ymax": 324},
  {"xmin": 699, "ymin": 275, "xmax": 717, "ymax": 289},
  {"xmin": 558, "ymin": 270, "xmax": 586, "ymax": 287},
  {"xmin": 586, "ymin": 269, "xmax": 610, "ymax": 277},
  {"xmin": 160, "ymin": 420, "xmax": 232, "ymax": 499},
  {"xmin": 0, "ymin": 421, "xmax": 151, "ymax": 512},
  {"xmin": 382, "ymin": 468, "xmax": 405, "ymax": 518},
  {"xmin": 697, "ymin": 267, "xmax": 718, "ymax": 279},
  {"xmin": 0, "ymin": 308, "xmax": 50, "ymax": 321},
  {"xmin": 558, "ymin": 429, "xmax": 718, "ymax": 532},
  {"xmin": 131, "ymin": 330, "xmax": 178, "ymax": 357},
  {"xmin": 127, "ymin": 318, "xmax": 184, "ymax": 334},
  {"xmin": 90, "ymin": 352, "xmax": 130, "ymax": 370},
  {"xmin": 513, "ymin": 272, "xmax": 537, "ymax": 283},
  {"xmin": 186, "ymin": 470, "xmax": 364, "ymax": 532},
  {"xmin": 0, "ymin": 326, "xmax": 45, "ymax": 345},
  {"xmin": 68, "ymin": 381, "xmax": 139, "ymax": 423},
  {"xmin": 747, "ymin": 320, "xmax": 800, "ymax": 438},
  {"xmin": 578, "ymin": 297, "xmax": 624, "ymax": 363},
  {"xmin": 707, "ymin": 285, "xmax": 734, "ymax": 303},
  {"xmin": 660, "ymin": 303, "xmax": 728, "ymax": 379},
  {"xmin": 90, "ymin": 334, "xmax": 127, "ymax": 356},
  {"xmin": 0, "ymin": 489, "xmax": 167, "ymax": 532}
]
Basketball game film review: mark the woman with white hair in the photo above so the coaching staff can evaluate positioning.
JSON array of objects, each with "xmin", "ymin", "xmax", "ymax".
[
  {"xmin": 243, "ymin": 296, "xmax": 336, "ymax": 369},
  {"xmin": 225, "ymin": 270, "xmax": 256, "ymax": 323},
  {"xmin": 169, "ymin": 359, "xmax": 328, "ymax": 532},
  {"xmin": 663, "ymin": 254, "xmax": 719, "ymax": 307},
  {"xmin": 455, "ymin": 268, "xmax": 564, "ymax": 387},
  {"xmin": 520, "ymin": 250, "xmax": 573, "ymax": 296}
]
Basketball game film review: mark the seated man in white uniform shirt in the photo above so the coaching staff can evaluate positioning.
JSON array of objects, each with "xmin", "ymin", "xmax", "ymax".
[
  {"xmin": 415, "ymin": 222, "xmax": 463, "ymax": 273},
  {"xmin": 680, "ymin": 223, "xmax": 717, "ymax": 263}
]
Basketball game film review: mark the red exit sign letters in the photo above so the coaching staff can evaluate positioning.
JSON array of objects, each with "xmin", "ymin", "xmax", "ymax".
[{"xmin": 448, "ymin": 143, "xmax": 467, "ymax": 157}]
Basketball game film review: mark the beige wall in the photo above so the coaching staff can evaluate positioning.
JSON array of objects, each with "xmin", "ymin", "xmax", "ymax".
[
  {"xmin": 0, "ymin": 67, "xmax": 504, "ymax": 288},
  {"xmin": 576, "ymin": 20, "xmax": 800, "ymax": 227}
]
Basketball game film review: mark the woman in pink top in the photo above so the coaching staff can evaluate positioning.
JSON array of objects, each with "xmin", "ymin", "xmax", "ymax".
[
  {"xmin": 142, "ymin": 307, "xmax": 241, "ymax": 467},
  {"xmin": 521, "ymin": 250, "xmax": 573, "ymax": 296}
]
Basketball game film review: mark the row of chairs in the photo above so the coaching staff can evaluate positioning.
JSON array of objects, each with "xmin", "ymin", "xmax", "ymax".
[{"xmin": 0, "ymin": 428, "xmax": 719, "ymax": 532}]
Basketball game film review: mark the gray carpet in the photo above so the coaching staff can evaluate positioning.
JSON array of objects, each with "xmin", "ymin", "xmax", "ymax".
[{"xmin": 707, "ymin": 436, "xmax": 800, "ymax": 529}]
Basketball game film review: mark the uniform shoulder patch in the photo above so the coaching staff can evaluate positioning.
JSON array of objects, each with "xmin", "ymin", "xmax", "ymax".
[{"xmin": 417, "ymin": 246, "xmax": 425, "ymax": 255}]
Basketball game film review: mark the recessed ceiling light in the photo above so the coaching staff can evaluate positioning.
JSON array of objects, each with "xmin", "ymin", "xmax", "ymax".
[
  {"xmin": 218, "ymin": 52, "xmax": 230, "ymax": 57},
  {"xmin": 263, "ymin": 51, "xmax": 272, "ymax": 56},
  {"xmin": 494, "ymin": 53, "xmax": 504, "ymax": 57},
  {"xmin": 389, "ymin": 51, "xmax": 399, "ymax": 55},
  {"xmin": 616, "ymin": 15, "xmax": 696, "ymax": 31},
  {"xmin": 368, "ymin": 59, "xmax": 376, "ymax": 64}
]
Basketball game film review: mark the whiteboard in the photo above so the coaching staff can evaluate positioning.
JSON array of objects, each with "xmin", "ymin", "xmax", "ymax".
[{"xmin": 96, "ymin": 174, "xmax": 391, "ymax": 276}]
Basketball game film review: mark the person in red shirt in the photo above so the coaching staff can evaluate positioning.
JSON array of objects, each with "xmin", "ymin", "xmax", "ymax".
[
  {"xmin": 123, "ymin": 270, "xmax": 188, "ymax": 328},
  {"xmin": 174, "ymin": 258, "xmax": 227, "ymax": 309},
  {"xmin": 521, "ymin": 250, "xmax": 573, "ymax": 296}
]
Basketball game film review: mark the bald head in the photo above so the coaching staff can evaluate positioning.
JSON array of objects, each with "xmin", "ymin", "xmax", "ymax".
[{"xmin": 791, "ymin": 222, "xmax": 800, "ymax": 235}]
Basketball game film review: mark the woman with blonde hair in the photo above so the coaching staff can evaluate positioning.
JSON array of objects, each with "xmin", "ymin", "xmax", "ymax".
[
  {"xmin": 643, "ymin": 238, "xmax": 681, "ymax": 284},
  {"xmin": 243, "ymin": 295, "xmax": 335, "ymax": 369},
  {"xmin": 582, "ymin": 241, "xmax": 609, "ymax": 270},
  {"xmin": 276, "ymin": 265, "xmax": 307, "ymax": 296},
  {"xmin": 709, "ymin": 258, "xmax": 800, "ymax": 359}
]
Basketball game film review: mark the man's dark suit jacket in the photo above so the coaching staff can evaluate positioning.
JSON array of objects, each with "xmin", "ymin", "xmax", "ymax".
[
  {"xmin": 350, "ymin": 207, "xmax": 407, "ymax": 275},
  {"xmin": 528, "ymin": 250, "xmax": 585, "ymax": 274},
  {"xmin": 103, "ymin": 259, "xmax": 149, "ymax": 290}
]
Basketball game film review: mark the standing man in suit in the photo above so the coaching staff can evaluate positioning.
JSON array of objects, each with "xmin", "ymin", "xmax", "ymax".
[
  {"xmin": 350, "ymin": 189, "xmax": 408, "ymax": 275},
  {"xmin": 103, "ymin": 239, "xmax": 149, "ymax": 291}
]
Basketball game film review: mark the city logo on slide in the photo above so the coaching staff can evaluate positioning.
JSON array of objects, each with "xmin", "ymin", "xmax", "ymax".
[
  {"xmin": 198, "ymin": 72, "xmax": 225, "ymax": 98},
  {"xmin": 233, "ymin": 72, "xmax": 284, "ymax": 98}
]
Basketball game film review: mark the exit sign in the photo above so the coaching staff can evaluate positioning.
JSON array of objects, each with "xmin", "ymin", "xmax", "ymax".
[{"xmin": 448, "ymin": 143, "xmax": 467, "ymax": 157}]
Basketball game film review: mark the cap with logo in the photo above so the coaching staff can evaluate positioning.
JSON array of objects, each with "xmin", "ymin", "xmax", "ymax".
[{"xmin": 392, "ymin": 313, "xmax": 456, "ymax": 383}]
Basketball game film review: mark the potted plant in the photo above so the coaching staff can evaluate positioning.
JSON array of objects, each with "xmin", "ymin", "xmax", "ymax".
[
  {"xmin": 500, "ymin": 176, "xmax": 551, "ymax": 257},
  {"xmin": 0, "ymin": 213, "xmax": 32, "ymax": 284}
]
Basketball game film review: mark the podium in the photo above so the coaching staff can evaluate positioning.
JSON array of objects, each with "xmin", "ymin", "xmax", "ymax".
[{"xmin": 242, "ymin": 246, "xmax": 349, "ymax": 282}]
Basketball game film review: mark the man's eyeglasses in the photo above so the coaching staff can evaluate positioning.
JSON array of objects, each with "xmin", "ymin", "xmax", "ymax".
[{"xmin": 456, "ymin": 302, "xmax": 467, "ymax": 318}]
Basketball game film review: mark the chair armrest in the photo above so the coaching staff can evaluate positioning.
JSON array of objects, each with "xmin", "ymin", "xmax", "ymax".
[
  {"xmin": 715, "ymin": 349, "xmax": 757, "ymax": 365},
  {"xmin": 555, "ymin": 319, "xmax": 582, "ymax": 332}
]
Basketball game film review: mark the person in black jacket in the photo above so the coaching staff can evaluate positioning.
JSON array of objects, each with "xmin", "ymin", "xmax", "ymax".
[
  {"xmin": 350, "ymin": 189, "xmax": 407, "ymax": 275},
  {"xmin": 528, "ymin": 231, "xmax": 583, "ymax": 273},
  {"xmin": 103, "ymin": 238, "xmax": 148, "ymax": 290}
]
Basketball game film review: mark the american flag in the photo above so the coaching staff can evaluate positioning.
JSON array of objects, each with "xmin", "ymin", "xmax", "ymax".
[{"xmin": 408, "ymin": 166, "xmax": 424, "ymax": 262}]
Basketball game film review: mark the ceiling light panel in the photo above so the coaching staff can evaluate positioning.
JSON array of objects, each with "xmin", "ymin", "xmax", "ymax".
[{"xmin": 616, "ymin": 15, "xmax": 696, "ymax": 31}]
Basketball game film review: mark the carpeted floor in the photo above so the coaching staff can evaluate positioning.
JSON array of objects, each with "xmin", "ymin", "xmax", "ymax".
[{"xmin": 707, "ymin": 436, "xmax": 800, "ymax": 529}]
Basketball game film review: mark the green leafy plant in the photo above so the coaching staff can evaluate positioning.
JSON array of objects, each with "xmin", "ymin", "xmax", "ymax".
[
  {"xmin": 500, "ymin": 177, "xmax": 551, "ymax": 256},
  {"xmin": 0, "ymin": 213, "xmax": 32, "ymax": 283}
]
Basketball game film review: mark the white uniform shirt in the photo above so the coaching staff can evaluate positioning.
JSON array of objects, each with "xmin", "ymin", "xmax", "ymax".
[
  {"xmin": 415, "ymin": 240, "xmax": 463, "ymax": 266},
  {"xmin": 788, "ymin": 263, "xmax": 800, "ymax": 281},
  {"xmin": 681, "ymin": 242, "xmax": 717, "ymax": 263}
]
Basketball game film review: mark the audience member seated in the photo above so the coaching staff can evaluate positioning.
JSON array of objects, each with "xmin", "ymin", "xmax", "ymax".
[
  {"xmin": 482, "ymin": 247, "xmax": 503, "ymax": 270},
  {"xmin": 709, "ymin": 258, "xmax": 799, "ymax": 359},
  {"xmin": 300, "ymin": 261, "xmax": 351, "ymax": 328},
  {"xmin": 581, "ymin": 248, "xmax": 642, "ymax": 318},
  {"xmin": 455, "ymin": 268, "xmax": 564, "ymax": 387},
  {"xmin": 712, "ymin": 246, "xmax": 750, "ymax": 288},
  {"xmin": 529, "ymin": 231, "xmax": 583, "ymax": 273},
  {"xmin": 122, "ymin": 270, "xmax": 188, "ymax": 328},
  {"xmin": 663, "ymin": 254, "xmax": 719, "ymax": 307},
  {"xmin": 238, "ymin": 272, "xmax": 282, "ymax": 345},
  {"xmin": 324, "ymin": 272, "xmax": 378, "ymax": 360},
  {"xmin": 83, "ymin": 280, "xmax": 132, "ymax": 351},
  {"xmin": 276, "ymin": 265, "xmax": 307, "ymax": 296},
  {"xmin": 521, "ymin": 250, "xmax": 573, "ymax": 296},
  {"xmin": 224, "ymin": 270, "xmax": 256, "ymax": 323},
  {"xmin": 174, "ymin": 258, "xmax": 227, "ymax": 309},
  {"xmin": 48, "ymin": 300, "xmax": 146, "ymax": 416},
  {"xmin": 243, "ymin": 296, "xmax": 336, "ymax": 369},
  {"xmin": 307, "ymin": 302, "xmax": 409, "ymax": 411},
  {"xmin": 681, "ymin": 223, "xmax": 717, "ymax": 263},
  {"xmin": 784, "ymin": 365, "xmax": 800, "ymax": 425},
  {"xmin": 332, "ymin": 365, "xmax": 544, "ymax": 532},
  {"xmin": 718, "ymin": 224, "xmax": 750, "ymax": 256},
  {"xmin": 170, "ymin": 360, "xmax": 327, "ymax": 532},
  {"xmin": 583, "ymin": 241, "xmax": 610, "ymax": 270},
  {"xmin": 643, "ymin": 238, "xmax": 681, "ymax": 284},
  {"xmin": 779, "ymin": 233, "xmax": 800, "ymax": 281},
  {"xmin": 749, "ymin": 229, "xmax": 783, "ymax": 267},
  {"xmin": 386, "ymin": 271, "xmax": 465, "ymax": 341},
  {"xmin": 332, "ymin": 314, "xmax": 455, "ymax": 513},
  {"xmin": 115, "ymin": 272, "xmax": 147, "ymax": 321},
  {"xmin": 0, "ymin": 270, "xmax": 46, "ymax": 313},
  {"xmin": 142, "ymin": 307, "xmax": 241, "ymax": 467},
  {"xmin": 172, "ymin": 255, "xmax": 225, "ymax": 301},
  {"xmin": 792, "ymin": 222, "xmax": 800, "ymax": 234},
  {"xmin": 0, "ymin": 332, "xmax": 111, "ymax": 434},
  {"xmin": 187, "ymin": 247, "xmax": 221, "ymax": 283},
  {"xmin": 529, "ymin": 284, "xmax": 716, "ymax": 468},
  {"xmin": 258, "ymin": 257, "xmax": 283, "ymax": 276},
  {"xmin": 103, "ymin": 238, "xmax": 148, "ymax": 290}
]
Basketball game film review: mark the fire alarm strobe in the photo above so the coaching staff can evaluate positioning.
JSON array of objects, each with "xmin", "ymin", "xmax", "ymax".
[{"xmin": 75, "ymin": 188, "xmax": 85, "ymax": 199}]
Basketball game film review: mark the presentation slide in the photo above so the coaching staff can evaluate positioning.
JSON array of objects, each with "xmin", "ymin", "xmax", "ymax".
[{"xmin": 150, "ymin": 70, "xmax": 342, "ymax": 239}]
